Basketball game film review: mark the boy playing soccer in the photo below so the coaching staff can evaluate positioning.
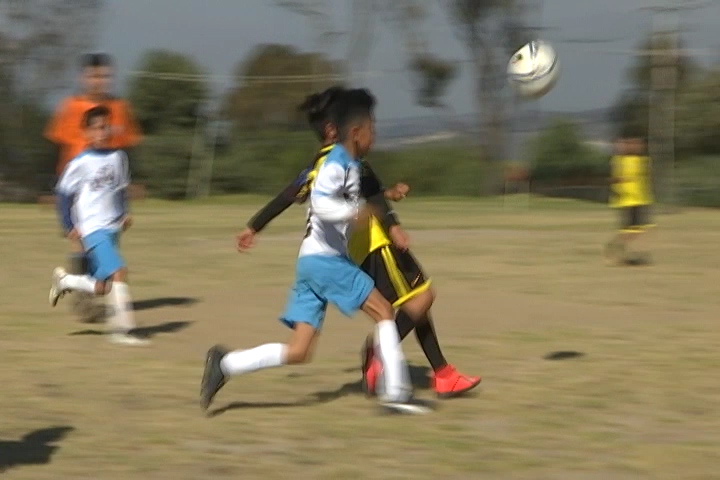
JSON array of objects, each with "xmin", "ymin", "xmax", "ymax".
[
  {"xmin": 49, "ymin": 106, "xmax": 148, "ymax": 346},
  {"xmin": 605, "ymin": 134, "xmax": 655, "ymax": 265},
  {"xmin": 45, "ymin": 53, "xmax": 142, "ymax": 322},
  {"xmin": 200, "ymin": 89, "xmax": 430, "ymax": 414},
  {"xmin": 236, "ymin": 86, "xmax": 480, "ymax": 398}
]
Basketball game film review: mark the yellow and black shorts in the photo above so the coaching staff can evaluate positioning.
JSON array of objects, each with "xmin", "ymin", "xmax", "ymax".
[
  {"xmin": 619, "ymin": 205, "xmax": 654, "ymax": 233},
  {"xmin": 360, "ymin": 245, "xmax": 431, "ymax": 308}
]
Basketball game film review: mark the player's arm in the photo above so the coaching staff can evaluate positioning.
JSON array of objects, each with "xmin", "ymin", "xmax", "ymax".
[
  {"xmin": 361, "ymin": 163, "xmax": 401, "ymax": 231},
  {"xmin": 44, "ymin": 99, "xmax": 76, "ymax": 145},
  {"xmin": 55, "ymin": 161, "xmax": 81, "ymax": 237},
  {"xmin": 311, "ymin": 163, "xmax": 365, "ymax": 223},
  {"xmin": 247, "ymin": 179, "xmax": 304, "ymax": 233},
  {"xmin": 118, "ymin": 151, "xmax": 132, "ymax": 230},
  {"xmin": 236, "ymin": 172, "xmax": 305, "ymax": 251}
]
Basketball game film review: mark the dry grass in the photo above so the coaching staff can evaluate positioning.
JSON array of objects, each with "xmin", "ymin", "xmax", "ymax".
[{"xmin": 1, "ymin": 196, "xmax": 719, "ymax": 480}]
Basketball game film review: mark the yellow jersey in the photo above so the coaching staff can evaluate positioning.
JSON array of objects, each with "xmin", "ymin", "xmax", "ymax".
[{"xmin": 610, "ymin": 155, "xmax": 653, "ymax": 208}]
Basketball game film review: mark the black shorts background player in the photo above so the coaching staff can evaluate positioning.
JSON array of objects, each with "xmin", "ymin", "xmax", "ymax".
[{"xmin": 235, "ymin": 87, "xmax": 480, "ymax": 398}]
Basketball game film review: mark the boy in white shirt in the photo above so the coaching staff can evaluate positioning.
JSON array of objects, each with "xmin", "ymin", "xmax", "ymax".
[
  {"xmin": 49, "ymin": 105, "xmax": 148, "ymax": 346},
  {"xmin": 200, "ymin": 89, "xmax": 430, "ymax": 414}
]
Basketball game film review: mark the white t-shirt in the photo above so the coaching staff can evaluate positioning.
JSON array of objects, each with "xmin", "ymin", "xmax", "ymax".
[
  {"xmin": 298, "ymin": 144, "xmax": 364, "ymax": 258},
  {"xmin": 55, "ymin": 149, "xmax": 130, "ymax": 238}
]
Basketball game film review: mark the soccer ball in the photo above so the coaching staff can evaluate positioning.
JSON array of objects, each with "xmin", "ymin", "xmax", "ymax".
[{"xmin": 507, "ymin": 40, "xmax": 560, "ymax": 100}]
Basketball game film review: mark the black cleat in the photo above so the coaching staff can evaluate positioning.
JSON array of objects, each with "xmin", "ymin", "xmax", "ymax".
[{"xmin": 200, "ymin": 345, "xmax": 228, "ymax": 411}]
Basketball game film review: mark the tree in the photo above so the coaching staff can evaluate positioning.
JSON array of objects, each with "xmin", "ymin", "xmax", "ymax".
[
  {"xmin": 409, "ymin": 54, "xmax": 458, "ymax": 108},
  {"xmin": 439, "ymin": 0, "xmax": 522, "ymax": 182},
  {"xmin": 225, "ymin": 44, "xmax": 344, "ymax": 130},
  {"xmin": 127, "ymin": 50, "xmax": 209, "ymax": 135},
  {"xmin": 611, "ymin": 32, "xmax": 694, "ymax": 138},
  {"xmin": 676, "ymin": 69, "xmax": 720, "ymax": 155},
  {"xmin": 0, "ymin": 0, "xmax": 103, "ymax": 194}
]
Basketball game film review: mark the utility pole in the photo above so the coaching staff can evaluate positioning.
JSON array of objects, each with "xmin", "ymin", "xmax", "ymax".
[{"xmin": 642, "ymin": 1, "xmax": 710, "ymax": 210}]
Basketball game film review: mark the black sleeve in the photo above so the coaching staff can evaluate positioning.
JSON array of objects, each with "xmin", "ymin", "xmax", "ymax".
[
  {"xmin": 247, "ymin": 181, "xmax": 302, "ymax": 233},
  {"xmin": 361, "ymin": 163, "xmax": 400, "ymax": 230}
]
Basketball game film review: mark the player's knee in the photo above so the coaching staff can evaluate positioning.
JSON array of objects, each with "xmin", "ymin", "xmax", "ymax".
[
  {"xmin": 285, "ymin": 344, "xmax": 312, "ymax": 364},
  {"xmin": 418, "ymin": 287, "xmax": 436, "ymax": 310},
  {"xmin": 95, "ymin": 281, "xmax": 109, "ymax": 296},
  {"xmin": 113, "ymin": 268, "xmax": 128, "ymax": 283}
]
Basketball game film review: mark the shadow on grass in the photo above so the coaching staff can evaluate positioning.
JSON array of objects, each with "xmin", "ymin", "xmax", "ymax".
[
  {"xmin": 544, "ymin": 351, "xmax": 586, "ymax": 360},
  {"xmin": 0, "ymin": 426, "xmax": 74, "ymax": 474},
  {"xmin": 133, "ymin": 297, "xmax": 200, "ymax": 311},
  {"xmin": 72, "ymin": 296, "xmax": 199, "ymax": 324},
  {"xmin": 209, "ymin": 364, "xmax": 432, "ymax": 417},
  {"xmin": 69, "ymin": 321, "xmax": 192, "ymax": 338}
]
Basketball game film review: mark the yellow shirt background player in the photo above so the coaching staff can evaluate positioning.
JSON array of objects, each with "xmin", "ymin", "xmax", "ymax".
[
  {"xmin": 610, "ymin": 154, "xmax": 653, "ymax": 209},
  {"xmin": 605, "ymin": 136, "xmax": 654, "ymax": 265}
]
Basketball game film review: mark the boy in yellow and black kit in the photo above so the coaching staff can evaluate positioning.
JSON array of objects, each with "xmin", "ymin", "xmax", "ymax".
[
  {"xmin": 605, "ymin": 135, "xmax": 654, "ymax": 265},
  {"xmin": 236, "ymin": 87, "xmax": 480, "ymax": 398}
]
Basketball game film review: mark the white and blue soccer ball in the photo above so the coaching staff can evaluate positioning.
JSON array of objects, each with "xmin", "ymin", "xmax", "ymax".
[{"xmin": 507, "ymin": 40, "xmax": 560, "ymax": 100}]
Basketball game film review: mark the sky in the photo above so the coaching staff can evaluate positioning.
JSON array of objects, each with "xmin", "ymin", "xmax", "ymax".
[{"xmin": 94, "ymin": 0, "xmax": 720, "ymax": 121}]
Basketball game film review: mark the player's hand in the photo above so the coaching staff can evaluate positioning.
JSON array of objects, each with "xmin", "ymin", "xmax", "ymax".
[
  {"xmin": 236, "ymin": 228, "xmax": 257, "ymax": 252},
  {"xmin": 67, "ymin": 228, "xmax": 80, "ymax": 241},
  {"xmin": 385, "ymin": 183, "xmax": 410, "ymax": 202},
  {"xmin": 122, "ymin": 215, "xmax": 133, "ymax": 231},
  {"xmin": 389, "ymin": 225, "xmax": 410, "ymax": 251}
]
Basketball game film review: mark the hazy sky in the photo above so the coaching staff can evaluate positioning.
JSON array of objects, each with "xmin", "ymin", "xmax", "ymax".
[{"xmin": 95, "ymin": 0, "xmax": 720, "ymax": 120}]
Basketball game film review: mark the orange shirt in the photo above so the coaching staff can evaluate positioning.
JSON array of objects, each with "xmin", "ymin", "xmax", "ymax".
[{"xmin": 45, "ymin": 95, "xmax": 142, "ymax": 174}]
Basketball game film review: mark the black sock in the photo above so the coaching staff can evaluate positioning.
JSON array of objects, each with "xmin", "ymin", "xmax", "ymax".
[
  {"xmin": 394, "ymin": 310, "xmax": 448, "ymax": 371},
  {"xmin": 394, "ymin": 309, "xmax": 416, "ymax": 340}
]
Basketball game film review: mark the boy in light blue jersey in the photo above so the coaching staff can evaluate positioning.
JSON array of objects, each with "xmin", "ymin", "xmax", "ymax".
[
  {"xmin": 201, "ymin": 89, "xmax": 430, "ymax": 414},
  {"xmin": 49, "ymin": 106, "xmax": 148, "ymax": 346}
]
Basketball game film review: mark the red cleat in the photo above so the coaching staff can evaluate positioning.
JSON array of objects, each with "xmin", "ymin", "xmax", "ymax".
[
  {"xmin": 431, "ymin": 365, "xmax": 481, "ymax": 398},
  {"xmin": 360, "ymin": 336, "xmax": 383, "ymax": 396}
]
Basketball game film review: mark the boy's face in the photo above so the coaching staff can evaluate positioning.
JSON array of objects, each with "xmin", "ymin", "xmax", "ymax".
[
  {"xmin": 349, "ymin": 115, "xmax": 375, "ymax": 158},
  {"xmin": 82, "ymin": 66, "xmax": 113, "ymax": 97},
  {"xmin": 85, "ymin": 116, "xmax": 110, "ymax": 148}
]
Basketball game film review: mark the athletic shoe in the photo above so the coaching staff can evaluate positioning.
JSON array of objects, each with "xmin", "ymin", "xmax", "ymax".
[
  {"xmin": 200, "ymin": 344, "xmax": 228, "ymax": 411},
  {"xmin": 432, "ymin": 365, "xmax": 481, "ymax": 398},
  {"xmin": 360, "ymin": 335, "xmax": 382, "ymax": 396},
  {"xmin": 49, "ymin": 267, "xmax": 68, "ymax": 307},
  {"xmin": 109, "ymin": 333, "xmax": 151, "ymax": 346}
]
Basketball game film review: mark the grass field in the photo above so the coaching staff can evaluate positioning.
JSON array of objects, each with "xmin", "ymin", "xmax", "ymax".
[{"xmin": 1, "ymin": 196, "xmax": 719, "ymax": 480}]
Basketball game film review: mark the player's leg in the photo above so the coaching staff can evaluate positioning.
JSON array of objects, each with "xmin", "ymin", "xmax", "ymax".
[
  {"xmin": 317, "ymin": 255, "xmax": 428, "ymax": 413},
  {"xmin": 361, "ymin": 246, "xmax": 481, "ymax": 398},
  {"xmin": 67, "ymin": 242, "xmax": 103, "ymax": 323},
  {"xmin": 605, "ymin": 207, "xmax": 633, "ymax": 264},
  {"xmin": 622, "ymin": 206, "xmax": 654, "ymax": 265},
  {"xmin": 200, "ymin": 279, "xmax": 324, "ymax": 410}
]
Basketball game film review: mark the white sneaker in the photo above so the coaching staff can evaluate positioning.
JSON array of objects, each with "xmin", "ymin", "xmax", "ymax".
[
  {"xmin": 49, "ymin": 267, "xmax": 68, "ymax": 307},
  {"xmin": 109, "ymin": 333, "xmax": 151, "ymax": 346}
]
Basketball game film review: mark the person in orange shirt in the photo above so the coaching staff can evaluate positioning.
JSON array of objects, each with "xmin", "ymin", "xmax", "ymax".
[
  {"xmin": 46, "ymin": 53, "xmax": 141, "ymax": 175},
  {"xmin": 45, "ymin": 53, "xmax": 142, "ymax": 321}
]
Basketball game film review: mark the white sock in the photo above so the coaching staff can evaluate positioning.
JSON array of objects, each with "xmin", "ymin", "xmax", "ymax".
[
  {"xmin": 59, "ymin": 274, "xmax": 96, "ymax": 294},
  {"xmin": 106, "ymin": 282, "xmax": 136, "ymax": 334},
  {"xmin": 220, "ymin": 343, "xmax": 286, "ymax": 377},
  {"xmin": 376, "ymin": 319, "xmax": 411, "ymax": 402}
]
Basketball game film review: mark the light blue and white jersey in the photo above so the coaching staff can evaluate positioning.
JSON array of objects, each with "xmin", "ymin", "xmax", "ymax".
[
  {"xmin": 55, "ymin": 149, "xmax": 130, "ymax": 238},
  {"xmin": 298, "ymin": 144, "xmax": 364, "ymax": 258}
]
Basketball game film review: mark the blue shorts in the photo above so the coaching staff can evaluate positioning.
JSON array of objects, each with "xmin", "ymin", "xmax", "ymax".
[
  {"xmin": 280, "ymin": 255, "xmax": 375, "ymax": 331},
  {"xmin": 82, "ymin": 229, "xmax": 125, "ymax": 281}
]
